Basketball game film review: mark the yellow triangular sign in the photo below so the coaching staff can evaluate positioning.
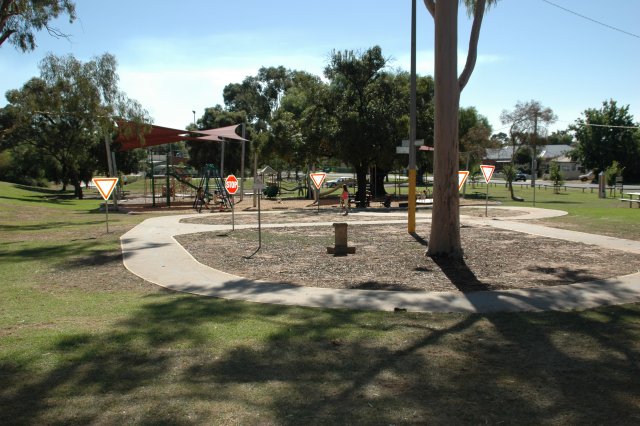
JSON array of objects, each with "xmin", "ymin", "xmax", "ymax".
[
  {"xmin": 309, "ymin": 172, "xmax": 326, "ymax": 190},
  {"xmin": 458, "ymin": 171, "xmax": 469, "ymax": 191},
  {"xmin": 92, "ymin": 177, "xmax": 119, "ymax": 200},
  {"xmin": 480, "ymin": 165, "xmax": 495, "ymax": 183}
]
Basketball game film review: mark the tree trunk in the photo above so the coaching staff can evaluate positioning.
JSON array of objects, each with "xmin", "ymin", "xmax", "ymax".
[
  {"xmin": 73, "ymin": 178, "xmax": 84, "ymax": 199},
  {"xmin": 417, "ymin": 164, "xmax": 428, "ymax": 186},
  {"xmin": 355, "ymin": 166, "xmax": 368, "ymax": 207},
  {"xmin": 428, "ymin": 0, "xmax": 462, "ymax": 259},
  {"xmin": 369, "ymin": 167, "xmax": 388, "ymax": 199}
]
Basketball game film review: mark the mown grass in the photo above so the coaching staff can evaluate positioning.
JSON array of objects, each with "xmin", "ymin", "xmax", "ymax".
[
  {"xmin": 462, "ymin": 182, "xmax": 640, "ymax": 240},
  {"xmin": 1, "ymin": 181, "xmax": 640, "ymax": 424}
]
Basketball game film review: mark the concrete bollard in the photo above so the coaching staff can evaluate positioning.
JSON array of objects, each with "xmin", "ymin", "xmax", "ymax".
[{"xmin": 327, "ymin": 222, "xmax": 356, "ymax": 256}]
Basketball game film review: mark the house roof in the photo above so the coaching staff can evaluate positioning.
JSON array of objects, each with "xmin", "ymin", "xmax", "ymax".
[
  {"xmin": 538, "ymin": 145, "xmax": 572, "ymax": 160},
  {"xmin": 484, "ymin": 145, "xmax": 573, "ymax": 161}
]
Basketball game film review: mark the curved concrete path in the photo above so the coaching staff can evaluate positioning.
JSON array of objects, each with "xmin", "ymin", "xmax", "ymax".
[{"xmin": 121, "ymin": 207, "xmax": 640, "ymax": 313}]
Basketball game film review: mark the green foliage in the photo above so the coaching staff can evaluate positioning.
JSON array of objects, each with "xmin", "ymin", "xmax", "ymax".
[
  {"xmin": 324, "ymin": 46, "xmax": 408, "ymax": 198},
  {"xmin": 502, "ymin": 163, "xmax": 516, "ymax": 183},
  {"xmin": 0, "ymin": 0, "xmax": 76, "ymax": 52},
  {"xmin": 262, "ymin": 184, "xmax": 279, "ymax": 198},
  {"xmin": 1, "ymin": 53, "xmax": 149, "ymax": 197},
  {"xmin": 604, "ymin": 160, "xmax": 625, "ymax": 186},
  {"xmin": 571, "ymin": 100, "xmax": 640, "ymax": 181},
  {"xmin": 459, "ymin": 106, "xmax": 495, "ymax": 169},
  {"xmin": 188, "ymin": 106, "xmax": 246, "ymax": 173},
  {"xmin": 549, "ymin": 161, "xmax": 564, "ymax": 192}
]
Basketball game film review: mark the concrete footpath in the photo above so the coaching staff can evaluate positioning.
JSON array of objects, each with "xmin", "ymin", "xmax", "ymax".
[{"xmin": 120, "ymin": 207, "xmax": 640, "ymax": 313}]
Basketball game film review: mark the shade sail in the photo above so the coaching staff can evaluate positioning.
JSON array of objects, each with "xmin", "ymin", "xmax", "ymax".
[
  {"xmin": 114, "ymin": 122, "xmax": 248, "ymax": 151},
  {"xmin": 199, "ymin": 124, "xmax": 249, "ymax": 142}
]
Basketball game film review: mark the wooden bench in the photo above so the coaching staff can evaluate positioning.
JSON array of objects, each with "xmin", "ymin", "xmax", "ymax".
[{"xmin": 619, "ymin": 198, "xmax": 640, "ymax": 208}]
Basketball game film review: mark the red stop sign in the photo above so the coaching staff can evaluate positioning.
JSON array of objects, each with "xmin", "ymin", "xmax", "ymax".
[{"xmin": 225, "ymin": 174, "xmax": 239, "ymax": 195}]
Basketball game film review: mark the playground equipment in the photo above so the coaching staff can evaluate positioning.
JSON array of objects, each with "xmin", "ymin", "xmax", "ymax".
[
  {"xmin": 145, "ymin": 154, "xmax": 232, "ymax": 209},
  {"xmin": 170, "ymin": 164, "xmax": 232, "ymax": 210}
]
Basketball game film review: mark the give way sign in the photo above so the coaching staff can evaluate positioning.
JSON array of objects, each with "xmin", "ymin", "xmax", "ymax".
[
  {"xmin": 309, "ymin": 172, "xmax": 326, "ymax": 190},
  {"xmin": 92, "ymin": 177, "xmax": 119, "ymax": 200},
  {"xmin": 480, "ymin": 165, "xmax": 495, "ymax": 183},
  {"xmin": 225, "ymin": 174, "xmax": 239, "ymax": 195}
]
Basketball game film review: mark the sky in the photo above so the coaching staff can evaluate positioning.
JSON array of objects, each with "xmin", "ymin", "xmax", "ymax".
[{"xmin": 1, "ymin": 0, "xmax": 639, "ymax": 135}]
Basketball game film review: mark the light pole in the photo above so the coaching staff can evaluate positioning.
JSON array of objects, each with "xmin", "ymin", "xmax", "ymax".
[{"xmin": 192, "ymin": 110, "xmax": 196, "ymax": 128}]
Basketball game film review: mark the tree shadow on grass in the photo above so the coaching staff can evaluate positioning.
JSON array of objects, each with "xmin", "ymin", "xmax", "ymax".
[
  {"xmin": 0, "ymin": 221, "xmax": 105, "ymax": 232},
  {"xmin": 1, "ymin": 295, "xmax": 640, "ymax": 424}
]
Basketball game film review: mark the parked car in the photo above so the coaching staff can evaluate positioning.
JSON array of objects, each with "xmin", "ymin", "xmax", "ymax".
[
  {"xmin": 579, "ymin": 171, "xmax": 595, "ymax": 182},
  {"xmin": 325, "ymin": 177, "xmax": 355, "ymax": 188},
  {"xmin": 514, "ymin": 172, "xmax": 528, "ymax": 182}
]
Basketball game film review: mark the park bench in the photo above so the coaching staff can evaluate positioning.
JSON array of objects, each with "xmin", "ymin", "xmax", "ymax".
[
  {"xmin": 348, "ymin": 194, "xmax": 371, "ymax": 208},
  {"xmin": 619, "ymin": 198, "xmax": 640, "ymax": 208},
  {"xmin": 620, "ymin": 191, "xmax": 640, "ymax": 208}
]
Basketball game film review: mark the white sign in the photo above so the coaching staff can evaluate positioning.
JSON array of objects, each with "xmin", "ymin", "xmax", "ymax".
[
  {"xmin": 253, "ymin": 177, "xmax": 264, "ymax": 191},
  {"xmin": 480, "ymin": 165, "xmax": 495, "ymax": 183},
  {"xmin": 309, "ymin": 172, "xmax": 326, "ymax": 189},
  {"xmin": 92, "ymin": 177, "xmax": 119, "ymax": 200},
  {"xmin": 396, "ymin": 146, "xmax": 410, "ymax": 154},
  {"xmin": 458, "ymin": 171, "xmax": 469, "ymax": 190},
  {"xmin": 401, "ymin": 139, "xmax": 425, "ymax": 147}
]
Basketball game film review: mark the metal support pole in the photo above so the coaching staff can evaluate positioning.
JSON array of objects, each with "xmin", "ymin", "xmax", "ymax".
[
  {"xmin": 253, "ymin": 142, "xmax": 258, "ymax": 208},
  {"xmin": 220, "ymin": 140, "xmax": 225, "ymax": 178},
  {"xmin": 408, "ymin": 0, "xmax": 417, "ymax": 233},
  {"xmin": 532, "ymin": 114, "xmax": 538, "ymax": 206},
  {"xmin": 240, "ymin": 123, "xmax": 246, "ymax": 202},
  {"xmin": 165, "ymin": 146, "xmax": 171, "ymax": 207}
]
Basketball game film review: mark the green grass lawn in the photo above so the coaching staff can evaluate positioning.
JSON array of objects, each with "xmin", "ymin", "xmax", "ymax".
[{"xmin": 1, "ymin": 181, "xmax": 640, "ymax": 424}]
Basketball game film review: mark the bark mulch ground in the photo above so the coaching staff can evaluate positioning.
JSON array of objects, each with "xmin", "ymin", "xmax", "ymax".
[{"xmin": 176, "ymin": 209, "xmax": 640, "ymax": 293}]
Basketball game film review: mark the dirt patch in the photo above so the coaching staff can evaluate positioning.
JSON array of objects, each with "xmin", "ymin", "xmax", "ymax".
[{"xmin": 176, "ymin": 221, "xmax": 640, "ymax": 293}]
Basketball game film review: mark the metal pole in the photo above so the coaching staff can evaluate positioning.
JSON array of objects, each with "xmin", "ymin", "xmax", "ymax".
[
  {"xmin": 105, "ymin": 194, "xmax": 110, "ymax": 233},
  {"xmin": 151, "ymin": 149, "xmax": 156, "ymax": 207},
  {"xmin": 240, "ymin": 123, "xmax": 246, "ymax": 202},
  {"xmin": 253, "ymin": 142, "xmax": 258, "ymax": 208},
  {"xmin": 165, "ymin": 145, "xmax": 171, "ymax": 207},
  {"xmin": 408, "ymin": 0, "xmax": 417, "ymax": 233},
  {"xmin": 485, "ymin": 182, "xmax": 489, "ymax": 217},
  {"xmin": 220, "ymin": 140, "xmax": 225, "ymax": 178},
  {"xmin": 231, "ymin": 195, "xmax": 235, "ymax": 231},
  {"xmin": 532, "ymin": 114, "xmax": 538, "ymax": 206}
]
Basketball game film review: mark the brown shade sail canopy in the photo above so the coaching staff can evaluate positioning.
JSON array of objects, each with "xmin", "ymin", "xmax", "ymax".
[{"xmin": 115, "ymin": 123, "xmax": 248, "ymax": 151}]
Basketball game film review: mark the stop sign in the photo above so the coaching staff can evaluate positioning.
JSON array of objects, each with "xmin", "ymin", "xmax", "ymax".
[{"xmin": 225, "ymin": 174, "xmax": 239, "ymax": 195}]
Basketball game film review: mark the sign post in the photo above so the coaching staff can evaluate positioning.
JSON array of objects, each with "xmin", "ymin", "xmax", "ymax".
[
  {"xmin": 310, "ymin": 172, "xmax": 326, "ymax": 214},
  {"xmin": 92, "ymin": 177, "xmax": 119, "ymax": 233},
  {"xmin": 480, "ymin": 165, "xmax": 495, "ymax": 217},
  {"xmin": 225, "ymin": 174, "xmax": 239, "ymax": 231},
  {"xmin": 245, "ymin": 176, "xmax": 264, "ymax": 259}
]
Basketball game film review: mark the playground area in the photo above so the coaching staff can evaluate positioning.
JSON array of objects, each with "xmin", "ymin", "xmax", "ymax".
[{"xmin": 173, "ymin": 208, "xmax": 640, "ymax": 295}]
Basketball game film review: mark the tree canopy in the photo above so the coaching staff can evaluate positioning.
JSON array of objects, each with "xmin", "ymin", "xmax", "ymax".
[
  {"xmin": 0, "ymin": 0, "xmax": 75, "ymax": 51},
  {"xmin": 0, "ymin": 53, "xmax": 149, "ymax": 197},
  {"xmin": 570, "ymin": 99, "xmax": 640, "ymax": 181}
]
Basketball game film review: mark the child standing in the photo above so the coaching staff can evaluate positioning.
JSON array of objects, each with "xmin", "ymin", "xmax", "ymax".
[{"xmin": 340, "ymin": 184, "xmax": 349, "ymax": 216}]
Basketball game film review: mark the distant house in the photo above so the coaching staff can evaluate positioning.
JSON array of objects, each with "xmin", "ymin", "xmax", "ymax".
[
  {"xmin": 538, "ymin": 145, "xmax": 581, "ymax": 179},
  {"xmin": 483, "ymin": 145, "xmax": 581, "ymax": 179},
  {"xmin": 484, "ymin": 146, "xmax": 518, "ymax": 168}
]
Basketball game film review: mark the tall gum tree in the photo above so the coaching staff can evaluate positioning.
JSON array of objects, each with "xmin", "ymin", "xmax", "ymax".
[{"xmin": 423, "ymin": 0, "xmax": 497, "ymax": 259}]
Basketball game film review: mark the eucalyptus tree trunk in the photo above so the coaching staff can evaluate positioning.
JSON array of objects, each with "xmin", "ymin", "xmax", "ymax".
[{"xmin": 427, "ymin": 0, "xmax": 462, "ymax": 258}]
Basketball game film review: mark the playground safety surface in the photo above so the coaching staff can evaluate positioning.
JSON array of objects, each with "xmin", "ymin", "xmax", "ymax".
[{"xmin": 121, "ymin": 206, "xmax": 640, "ymax": 313}]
